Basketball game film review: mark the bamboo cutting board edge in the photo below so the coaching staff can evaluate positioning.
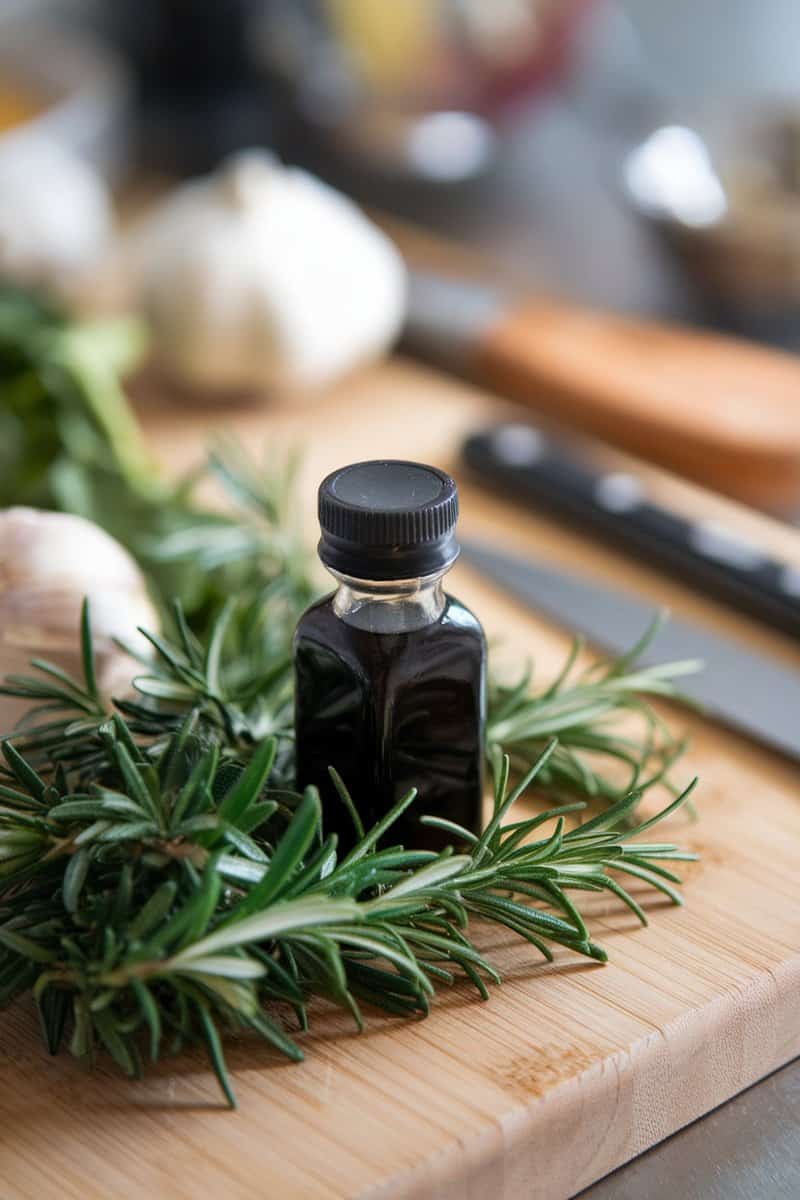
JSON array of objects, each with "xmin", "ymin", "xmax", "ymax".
[{"xmin": 366, "ymin": 952, "xmax": 800, "ymax": 1200}]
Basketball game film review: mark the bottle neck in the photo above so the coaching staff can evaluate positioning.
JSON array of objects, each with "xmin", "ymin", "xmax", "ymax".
[{"xmin": 331, "ymin": 569, "xmax": 447, "ymax": 633}]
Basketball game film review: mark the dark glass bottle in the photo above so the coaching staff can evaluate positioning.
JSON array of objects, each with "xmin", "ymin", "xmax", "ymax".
[{"xmin": 294, "ymin": 460, "xmax": 486, "ymax": 852}]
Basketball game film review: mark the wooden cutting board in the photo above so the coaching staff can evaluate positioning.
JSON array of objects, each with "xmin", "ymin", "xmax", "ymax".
[{"xmin": 3, "ymin": 361, "xmax": 800, "ymax": 1200}]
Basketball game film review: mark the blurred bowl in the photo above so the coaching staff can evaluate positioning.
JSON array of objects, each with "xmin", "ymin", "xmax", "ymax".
[
  {"xmin": 624, "ymin": 110, "xmax": 800, "ymax": 341},
  {"xmin": 254, "ymin": 0, "xmax": 588, "ymax": 191},
  {"xmin": 0, "ymin": 19, "xmax": 132, "ymax": 179}
]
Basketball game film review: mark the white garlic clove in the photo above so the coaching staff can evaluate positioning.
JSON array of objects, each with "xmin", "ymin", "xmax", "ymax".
[
  {"xmin": 0, "ymin": 137, "xmax": 114, "ymax": 300},
  {"xmin": 126, "ymin": 150, "xmax": 407, "ymax": 395},
  {"xmin": 0, "ymin": 507, "xmax": 158, "ymax": 732}
]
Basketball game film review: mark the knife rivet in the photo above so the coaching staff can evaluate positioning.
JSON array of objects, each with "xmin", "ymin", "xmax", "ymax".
[
  {"xmin": 594, "ymin": 473, "xmax": 643, "ymax": 512},
  {"xmin": 492, "ymin": 425, "xmax": 545, "ymax": 465},
  {"xmin": 778, "ymin": 564, "xmax": 800, "ymax": 597},
  {"xmin": 689, "ymin": 521, "xmax": 765, "ymax": 569}
]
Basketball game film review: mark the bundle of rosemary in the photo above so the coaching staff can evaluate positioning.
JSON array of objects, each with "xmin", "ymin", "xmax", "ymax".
[{"xmin": 0, "ymin": 286, "xmax": 698, "ymax": 1105}]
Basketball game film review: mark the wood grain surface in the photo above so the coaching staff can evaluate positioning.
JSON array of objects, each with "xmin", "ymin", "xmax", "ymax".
[{"xmin": 3, "ymin": 360, "xmax": 800, "ymax": 1199}]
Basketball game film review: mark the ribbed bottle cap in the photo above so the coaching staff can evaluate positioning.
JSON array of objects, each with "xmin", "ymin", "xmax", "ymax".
[{"xmin": 318, "ymin": 460, "xmax": 459, "ymax": 580}]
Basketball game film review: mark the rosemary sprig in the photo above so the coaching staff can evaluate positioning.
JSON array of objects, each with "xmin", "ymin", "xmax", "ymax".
[
  {"xmin": 0, "ymin": 285, "xmax": 691, "ymax": 807},
  {"xmin": 0, "ymin": 706, "xmax": 696, "ymax": 1106},
  {"xmin": 0, "ymin": 284, "xmax": 701, "ymax": 1106},
  {"xmin": 487, "ymin": 613, "xmax": 698, "ymax": 811},
  {"xmin": 1, "ymin": 598, "xmax": 693, "ymax": 814}
]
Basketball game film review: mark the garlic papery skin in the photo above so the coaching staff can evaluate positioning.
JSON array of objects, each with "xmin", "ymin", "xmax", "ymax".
[
  {"xmin": 0, "ymin": 508, "xmax": 158, "ymax": 731},
  {"xmin": 128, "ymin": 151, "xmax": 407, "ymax": 393},
  {"xmin": 0, "ymin": 137, "xmax": 114, "ymax": 300}
]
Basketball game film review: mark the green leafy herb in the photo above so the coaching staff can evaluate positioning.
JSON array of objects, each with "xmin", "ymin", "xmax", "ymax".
[
  {"xmin": 487, "ymin": 612, "xmax": 698, "ymax": 815},
  {"xmin": 0, "ymin": 285, "xmax": 700, "ymax": 1105},
  {"xmin": 0, "ymin": 286, "xmax": 312, "ymax": 631},
  {"xmin": 0, "ymin": 699, "xmax": 697, "ymax": 1105}
]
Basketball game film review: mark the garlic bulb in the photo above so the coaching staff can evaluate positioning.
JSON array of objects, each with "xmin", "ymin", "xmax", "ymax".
[
  {"xmin": 0, "ymin": 508, "xmax": 158, "ymax": 731},
  {"xmin": 128, "ymin": 151, "xmax": 407, "ymax": 393},
  {"xmin": 0, "ymin": 137, "xmax": 114, "ymax": 298}
]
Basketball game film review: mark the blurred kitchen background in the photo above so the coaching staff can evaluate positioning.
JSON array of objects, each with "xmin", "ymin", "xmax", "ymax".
[
  {"xmin": 7, "ymin": 0, "xmax": 800, "ymax": 517},
  {"xmin": 6, "ymin": 0, "xmax": 800, "ymax": 332}
]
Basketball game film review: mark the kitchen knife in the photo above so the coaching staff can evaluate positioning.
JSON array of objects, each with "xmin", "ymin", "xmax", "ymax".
[
  {"xmin": 460, "ymin": 538, "xmax": 800, "ymax": 761},
  {"xmin": 462, "ymin": 422, "xmax": 800, "ymax": 639},
  {"xmin": 403, "ymin": 268, "xmax": 800, "ymax": 511}
]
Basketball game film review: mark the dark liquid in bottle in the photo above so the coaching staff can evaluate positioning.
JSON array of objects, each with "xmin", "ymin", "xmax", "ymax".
[{"xmin": 294, "ymin": 593, "xmax": 486, "ymax": 852}]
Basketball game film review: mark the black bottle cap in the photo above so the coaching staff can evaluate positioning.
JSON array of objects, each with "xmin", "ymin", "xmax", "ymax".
[{"xmin": 318, "ymin": 460, "xmax": 459, "ymax": 580}]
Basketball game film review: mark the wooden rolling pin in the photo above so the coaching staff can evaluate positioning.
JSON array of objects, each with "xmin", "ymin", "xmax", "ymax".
[{"xmin": 404, "ymin": 269, "xmax": 800, "ymax": 511}]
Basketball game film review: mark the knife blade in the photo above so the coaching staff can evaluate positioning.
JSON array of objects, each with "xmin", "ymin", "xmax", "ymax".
[
  {"xmin": 460, "ymin": 538, "xmax": 800, "ymax": 761},
  {"xmin": 403, "ymin": 268, "xmax": 800, "ymax": 510}
]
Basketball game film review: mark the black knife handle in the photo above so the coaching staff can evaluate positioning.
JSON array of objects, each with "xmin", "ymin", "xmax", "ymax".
[{"xmin": 462, "ymin": 424, "xmax": 800, "ymax": 639}]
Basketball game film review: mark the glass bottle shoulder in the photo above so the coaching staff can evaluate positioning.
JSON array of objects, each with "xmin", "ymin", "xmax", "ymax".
[
  {"xmin": 294, "ymin": 590, "xmax": 484, "ymax": 644},
  {"xmin": 293, "ymin": 591, "xmax": 337, "ymax": 643},
  {"xmin": 438, "ymin": 593, "xmax": 486, "ymax": 643}
]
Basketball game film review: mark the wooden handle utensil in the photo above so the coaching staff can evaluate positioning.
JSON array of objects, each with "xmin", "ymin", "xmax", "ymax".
[{"xmin": 405, "ymin": 270, "xmax": 800, "ymax": 510}]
